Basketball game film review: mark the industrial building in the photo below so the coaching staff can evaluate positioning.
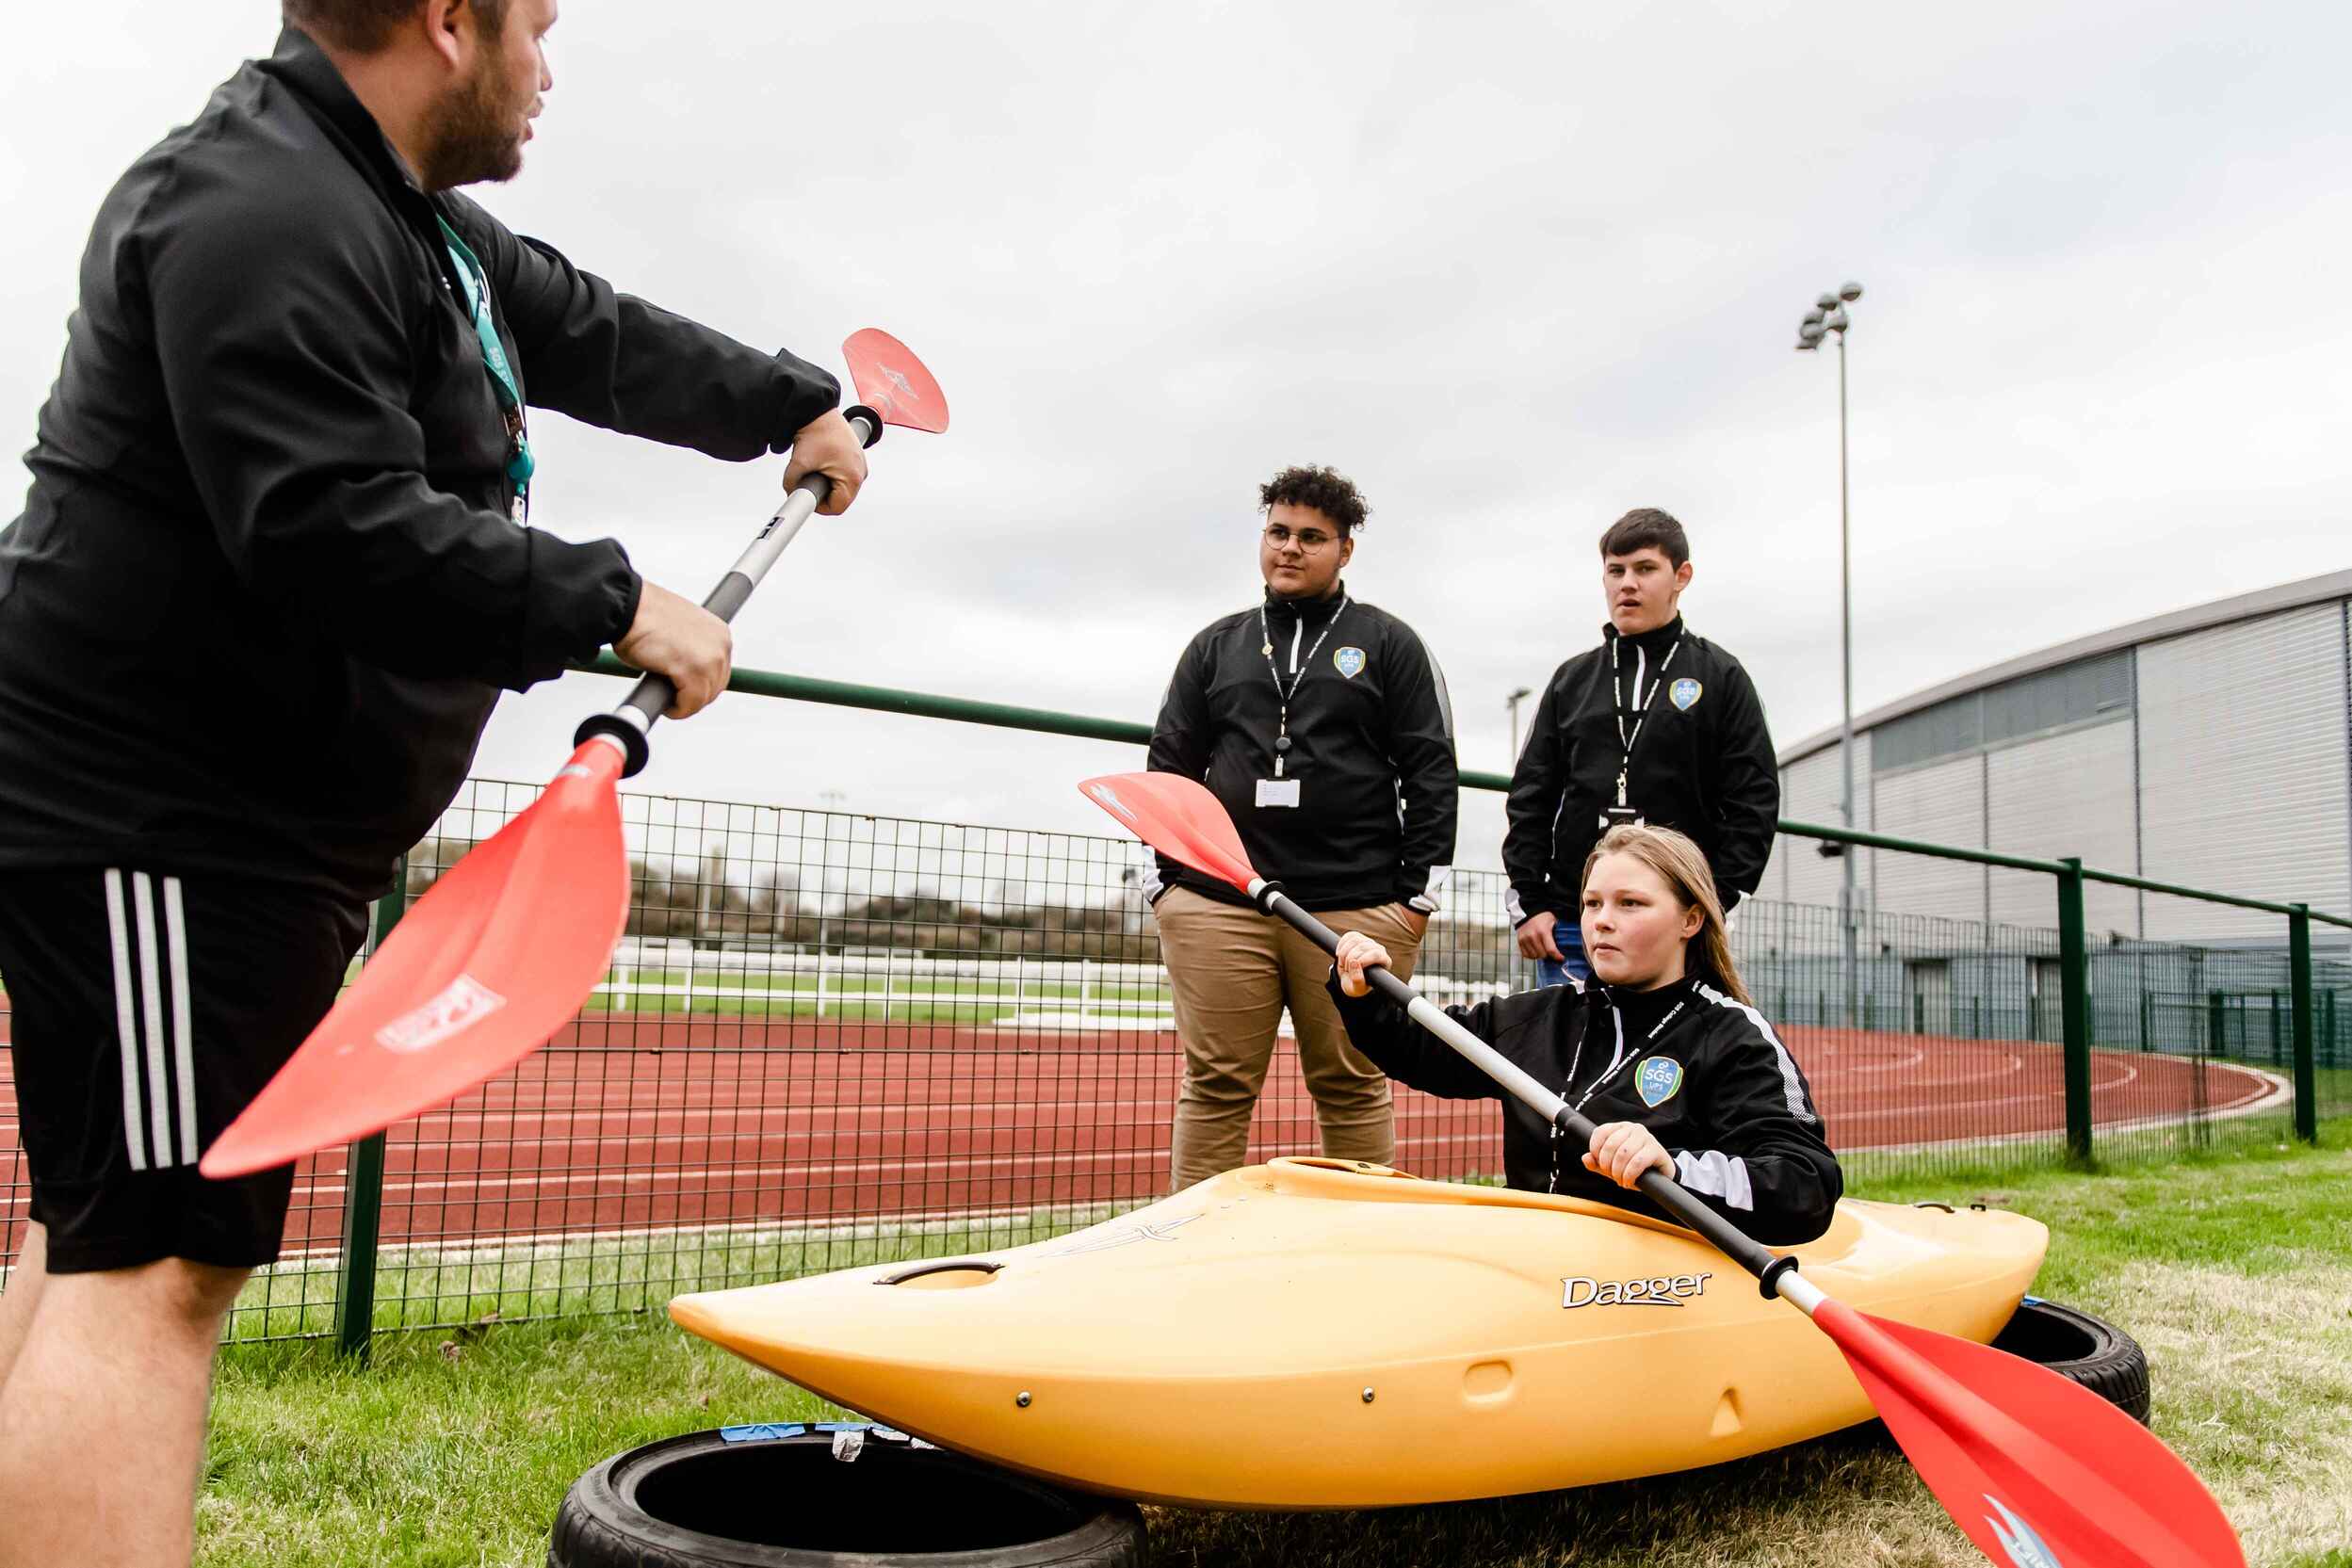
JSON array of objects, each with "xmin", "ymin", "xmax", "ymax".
[{"xmin": 1748, "ymin": 570, "xmax": 2351, "ymax": 1052}]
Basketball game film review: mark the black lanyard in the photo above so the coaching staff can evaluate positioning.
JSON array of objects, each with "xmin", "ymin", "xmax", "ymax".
[
  {"xmin": 1548, "ymin": 991, "xmax": 1690, "ymax": 1193},
  {"xmin": 1257, "ymin": 596, "xmax": 1346, "ymax": 779},
  {"xmin": 1607, "ymin": 631, "xmax": 1682, "ymax": 809}
]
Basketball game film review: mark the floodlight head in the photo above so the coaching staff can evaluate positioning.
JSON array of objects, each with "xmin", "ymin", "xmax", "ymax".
[
  {"xmin": 1795, "ymin": 340, "xmax": 1819, "ymax": 352},
  {"xmin": 1802, "ymin": 308, "xmax": 1825, "ymax": 327},
  {"xmin": 1816, "ymin": 292, "xmax": 1840, "ymax": 311},
  {"xmin": 1839, "ymin": 281, "xmax": 1864, "ymax": 301},
  {"xmin": 1798, "ymin": 320, "xmax": 1826, "ymax": 344},
  {"xmin": 1825, "ymin": 307, "xmax": 1849, "ymax": 331}
]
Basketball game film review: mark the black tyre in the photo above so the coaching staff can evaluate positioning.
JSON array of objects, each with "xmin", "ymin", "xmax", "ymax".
[
  {"xmin": 1989, "ymin": 1296, "xmax": 2151, "ymax": 1425},
  {"xmin": 549, "ymin": 1425, "xmax": 1147, "ymax": 1568},
  {"xmin": 1830, "ymin": 1296, "xmax": 2151, "ymax": 1450}
]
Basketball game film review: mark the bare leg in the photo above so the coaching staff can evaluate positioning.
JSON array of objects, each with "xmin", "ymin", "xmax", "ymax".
[
  {"xmin": 0, "ymin": 1222, "xmax": 48, "ymax": 1392},
  {"xmin": 0, "ymin": 1255, "xmax": 247, "ymax": 1568}
]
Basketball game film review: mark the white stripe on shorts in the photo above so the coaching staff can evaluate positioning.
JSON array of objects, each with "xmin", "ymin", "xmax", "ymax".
[
  {"xmin": 104, "ymin": 868, "xmax": 148, "ymax": 1172},
  {"xmin": 165, "ymin": 876, "xmax": 197, "ymax": 1167},
  {"xmin": 133, "ymin": 872, "xmax": 174, "ymax": 1167}
]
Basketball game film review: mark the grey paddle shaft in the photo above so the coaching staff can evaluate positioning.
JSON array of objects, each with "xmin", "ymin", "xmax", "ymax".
[
  {"xmin": 576, "ymin": 407, "xmax": 880, "ymax": 777},
  {"xmin": 1252, "ymin": 884, "xmax": 1792, "ymax": 1292}
]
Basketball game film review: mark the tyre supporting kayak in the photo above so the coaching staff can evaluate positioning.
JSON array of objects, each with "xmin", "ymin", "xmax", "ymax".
[{"xmin": 549, "ymin": 1425, "xmax": 1144, "ymax": 1568}]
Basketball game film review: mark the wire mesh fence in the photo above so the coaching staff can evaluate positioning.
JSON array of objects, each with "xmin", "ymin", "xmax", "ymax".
[{"xmin": 1, "ymin": 779, "xmax": 2343, "ymax": 1344}]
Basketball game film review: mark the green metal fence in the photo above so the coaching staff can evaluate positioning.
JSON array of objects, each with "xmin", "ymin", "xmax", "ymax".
[{"xmin": 1, "ymin": 660, "xmax": 2346, "ymax": 1350}]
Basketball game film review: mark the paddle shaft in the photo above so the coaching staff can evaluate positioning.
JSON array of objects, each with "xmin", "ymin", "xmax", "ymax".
[
  {"xmin": 576, "ymin": 406, "xmax": 881, "ymax": 777},
  {"xmin": 1249, "ymin": 882, "xmax": 1792, "ymax": 1291}
]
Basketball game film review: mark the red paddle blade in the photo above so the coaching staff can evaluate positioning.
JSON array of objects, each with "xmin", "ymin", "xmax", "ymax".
[
  {"xmin": 1077, "ymin": 771, "xmax": 1261, "ymax": 895},
  {"xmin": 843, "ymin": 328, "xmax": 948, "ymax": 433},
  {"xmin": 1814, "ymin": 1300, "xmax": 2242, "ymax": 1568},
  {"xmin": 201, "ymin": 742, "xmax": 630, "ymax": 1177}
]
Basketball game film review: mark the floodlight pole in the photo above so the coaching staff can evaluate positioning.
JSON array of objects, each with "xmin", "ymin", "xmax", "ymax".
[
  {"xmin": 1506, "ymin": 686, "xmax": 1533, "ymax": 761},
  {"xmin": 1837, "ymin": 320, "xmax": 1858, "ymax": 1031},
  {"xmin": 1798, "ymin": 283, "xmax": 1864, "ymax": 1030}
]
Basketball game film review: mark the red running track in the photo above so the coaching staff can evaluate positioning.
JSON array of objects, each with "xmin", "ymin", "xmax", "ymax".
[{"xmin": 0, "ymin": 1013, "xmax": 2278, "ymax": 1255}]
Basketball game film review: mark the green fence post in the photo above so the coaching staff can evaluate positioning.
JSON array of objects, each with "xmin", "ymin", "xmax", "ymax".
[
  {"xmin": 333, "ymin": 862, "xmax": 406, "ymax": 1362},
  {"xmin": 2289, "ymin": 905, "xmax": 2316, "ymax": 1144},
  {"xmin": 2058, "ymin": 858, "xmax": 2094, "ymax": 1167}
]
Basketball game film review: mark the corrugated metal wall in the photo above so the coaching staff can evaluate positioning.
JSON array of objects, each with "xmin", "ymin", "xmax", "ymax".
[
  {"xmin": 2137, "ymin": 605, "xmax": 2352, "ymax": 941},
  {"xmin": 1773, "ymin": 732, "xmax": 1872, "ymax": 916},
  {"xmin": 1987, "ymin": 719, "xmax": 2139, "ymax": 935},
  {"xmin": 1871, "ymin": 752, "xmax": 1986, "ymax": 921},
  {"xmin": 1780, "ymin": 594, "xmax": 2350, "ymax": 941}
]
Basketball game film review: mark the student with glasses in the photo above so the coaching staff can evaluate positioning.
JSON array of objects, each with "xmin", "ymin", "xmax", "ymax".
[{"xmin": 1145, "ymin": 465, "xmax": 1459, "ymax": 1190}]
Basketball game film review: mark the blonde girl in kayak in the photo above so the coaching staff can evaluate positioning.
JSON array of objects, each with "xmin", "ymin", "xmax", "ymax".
[{"xmin": 1329, "ymin": 823, "xmax": 1841, "ymax": 1243}]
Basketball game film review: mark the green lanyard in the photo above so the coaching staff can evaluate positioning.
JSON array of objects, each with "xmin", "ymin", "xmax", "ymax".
[{"xmin": 435, "ymin": 215, "xmax": 534, "ymax": 524}]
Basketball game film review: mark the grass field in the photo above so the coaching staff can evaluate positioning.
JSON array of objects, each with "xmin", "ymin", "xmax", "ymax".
[{"xmin": 189, "ymin": 1123, "xmax": 2352, "ymax": 1568}]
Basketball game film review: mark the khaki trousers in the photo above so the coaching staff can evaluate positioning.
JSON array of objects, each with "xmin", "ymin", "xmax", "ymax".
[{"xmin": 1151, "ymin": 887, "xmax": 1425, "ymax": 1191}]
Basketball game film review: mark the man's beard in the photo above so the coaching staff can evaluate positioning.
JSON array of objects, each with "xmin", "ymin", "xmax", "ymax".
[{"xmin": 417, "ymin": 56, "xmax": 527, "ymax": 190}]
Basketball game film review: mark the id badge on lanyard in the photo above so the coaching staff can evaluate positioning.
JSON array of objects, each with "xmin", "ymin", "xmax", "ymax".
[
  {"xmin": 1256, "ymin": 778, "xmax": 1302, "ymax": 809},
  {"xmin": 1600, "ymin": 634, "xmax": 1680, "ymax": 830},
  {"xmin": 1256, "ymin": 597, "xmax": 1346, "ymax": 810}
]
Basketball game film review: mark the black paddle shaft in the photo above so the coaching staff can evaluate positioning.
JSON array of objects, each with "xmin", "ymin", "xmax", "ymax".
[
  {"xmin": 1251, "ymin": 885, "xmax": 1794, "ymax": 1294},
  {"xmin": 576, "ymin": 406, "xmax": 882, "ymax": 777}
]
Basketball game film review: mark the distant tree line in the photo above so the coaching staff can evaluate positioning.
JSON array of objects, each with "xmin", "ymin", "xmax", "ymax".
[
  {"xmin": 402, "ymin": 839, "xmax": 1161, "ymax": 962},
  {"xmin": 401, "ymin": 840, "xmax": 1517, "ymax": 975}
]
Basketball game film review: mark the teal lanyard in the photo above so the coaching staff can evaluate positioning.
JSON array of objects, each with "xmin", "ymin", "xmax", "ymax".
[{"xmin": 435, "ymin": 215, "xmax": 534, "ymax": 523}]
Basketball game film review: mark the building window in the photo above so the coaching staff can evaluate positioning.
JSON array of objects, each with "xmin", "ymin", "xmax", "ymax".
[{"xmin": 1873, "ymin": 650, "xmax": 2133, "ymax": 774}]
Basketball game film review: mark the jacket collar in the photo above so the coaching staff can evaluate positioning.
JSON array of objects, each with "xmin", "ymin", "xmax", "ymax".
[
  {"xmin": 1602, "ymin": 613, "xmax": 1685, "ymax": 657},
  {"xmin": 256, "ymin": 26, "xmax": 441, "ymax": 219},
  {"xmin": 1264, "ymin": 580, "xmax": 1348, "ymax": 619},
  {"xmin": 1589, "ymin": 973, "xmax": 1695, "ymax": 1035}
]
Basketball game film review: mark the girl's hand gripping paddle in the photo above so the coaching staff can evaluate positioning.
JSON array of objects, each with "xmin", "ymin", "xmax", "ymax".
[
  {"xmin": 1080, "ymin": 768, "xmax": 2242, "ymax": 1568},
  {"xmin": 200, "ymin": 331, "xmax": 947, "ymax": 1179}
]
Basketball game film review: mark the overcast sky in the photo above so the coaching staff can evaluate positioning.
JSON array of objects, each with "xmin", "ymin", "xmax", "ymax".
[{"xmin": 6, "ymin": 2, "xmax": 2347, "ymax": 870}]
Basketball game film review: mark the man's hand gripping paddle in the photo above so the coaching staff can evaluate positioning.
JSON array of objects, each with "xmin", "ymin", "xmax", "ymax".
[
  {"xmin": 1079, "ymin": 769, "xmax": 2243, "ymax": 1568},
  {"xmin": 201, "ymin": 331, "xmax": 947, "ymax": 1179}
]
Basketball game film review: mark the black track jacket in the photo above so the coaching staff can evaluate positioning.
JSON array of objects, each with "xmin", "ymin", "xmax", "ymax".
[
  {"xmin": 0, "ymin": 29, "xmax": 838, "ymax": 905},
  {"xmin": 1503, "ymin": 618, "xmax": 1778, "ymax": 926},
  {"xmin": 1328, "ymin": 972, "xmax": 1840, "ymax": 1243},
  {"xmin": 1147, "ymin": 586, "xmax": 1457, "ymax": 913}
]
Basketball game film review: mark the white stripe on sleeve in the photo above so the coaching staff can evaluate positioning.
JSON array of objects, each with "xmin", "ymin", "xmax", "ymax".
[
  {"xmin": 1674, "ymin": 1149, "xmax": 1755, "ymax": 1211},
  {"xmin": 1693, "ymin": 980, "xmax": 1818, "ymax": 1123},
  {"xmin": 1424, "ymin": 643, "xmax": 1456, "ymax": 745}
]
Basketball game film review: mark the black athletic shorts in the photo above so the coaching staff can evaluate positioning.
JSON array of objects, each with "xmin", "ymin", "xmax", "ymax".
[{"xmin": 0, "ymin": 865, "xmax": 367, "ymax": 1273}]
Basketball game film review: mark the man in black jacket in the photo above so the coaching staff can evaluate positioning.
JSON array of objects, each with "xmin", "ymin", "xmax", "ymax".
[
  {"xmin": 1147, "ymin": 465, "xmax": 1457, "ymax": 1190},
  {"xmin": 0, "ymin": 5, "xmax": 866, "ymax": 1560},
  {"xmin": 1503, "ymin": 509, "xmax": 1778, "ymax": 985}
]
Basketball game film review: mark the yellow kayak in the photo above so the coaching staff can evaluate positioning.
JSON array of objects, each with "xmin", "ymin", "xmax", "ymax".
[{"xmin": 671, "ymin": 1157, "xmax": 2047, "ymax": 1509}]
